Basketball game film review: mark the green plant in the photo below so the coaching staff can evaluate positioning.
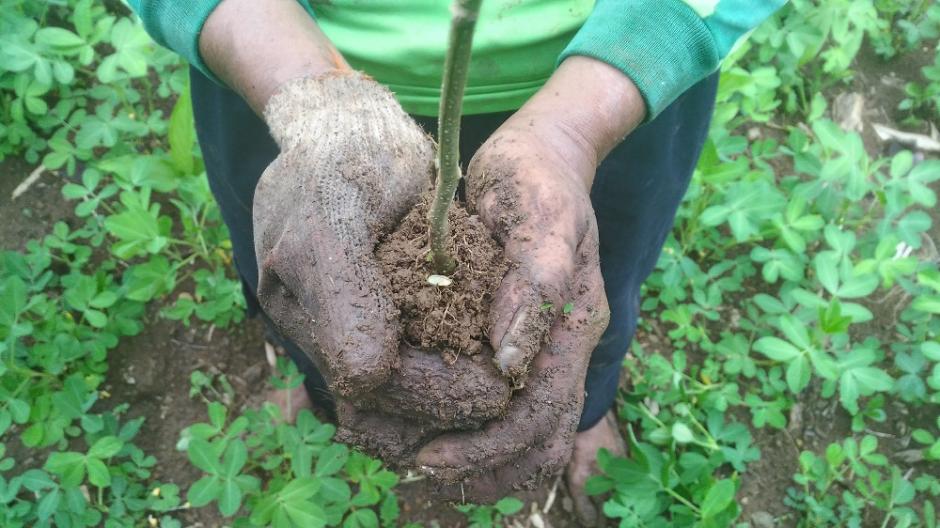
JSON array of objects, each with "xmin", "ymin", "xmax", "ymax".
[
  {"xmin": 899, "ymin": 45, "xmax": 940, "ymax": 124},
  {"xmin": 178, "ymin": 363, "xmax": 402, "ymax": 527},
  {"xmin": 785, "ymin": 435, "xmax": 935, "ymax": 527},
  {"xmin": 455, "ymin": 497, "xmax": 524, "ymax": 528},
  {"xmin": 586, "ymin": 351, "xmax": 756, "ymax": 527},
  {"xmin": 427, "ymin": 0, "xmax": 482, "ymax": 274}
]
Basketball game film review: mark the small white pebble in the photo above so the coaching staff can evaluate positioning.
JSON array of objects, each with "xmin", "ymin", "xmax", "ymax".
[{"xmin": 427, "ymin": 274, "xmax": 453, "ymax": 287}]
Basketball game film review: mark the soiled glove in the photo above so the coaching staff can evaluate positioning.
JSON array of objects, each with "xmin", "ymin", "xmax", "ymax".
[{"xmin": 254, "ymin": 72, "xmax": 433, "ymax": 397}]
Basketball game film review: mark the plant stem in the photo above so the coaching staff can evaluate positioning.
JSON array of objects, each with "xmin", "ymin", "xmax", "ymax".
[{"xmin": 427, "ymin": 0, "xmax": 483, "ymax": 274}]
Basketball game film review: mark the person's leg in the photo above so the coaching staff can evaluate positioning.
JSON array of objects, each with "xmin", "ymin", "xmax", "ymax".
[
  {"xmin": 189, "ymin": 67, "xmax": 331, "ymax": 410},
  {"xmin": 579, "ymin": 72, "xmax": 721, "ymax": 431}
]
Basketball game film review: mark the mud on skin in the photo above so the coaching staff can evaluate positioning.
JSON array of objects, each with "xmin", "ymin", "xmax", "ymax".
[{"xmin": 355, "ymin": 343, "xmax": 511, "ymax": 430}]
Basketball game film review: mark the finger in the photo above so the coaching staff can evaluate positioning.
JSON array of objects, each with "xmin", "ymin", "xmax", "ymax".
[
  {"xmin": 415, "ymin": 265, "xmax": 609, "ymax": 482},
  {"xmin": 254, "ymin": 179, "xmax": 400, "ymax": 398},
  {"xmin": 487, "ymin": 265, "xmax": 560, "ymax": 380},
  {"xmin": 430, "ymin": 424, "xmax": 575, "ymax": 504},
  {"xmin": 334, "ymin": 400, "xmax": 436, "ymax": 467},
  {"xmin": 354, "ymin": 343, "xmax": 511, "ymax": 430},
  {"xmin": 468, "ymin": 156, "xmax": 591, "ymax": 379}
]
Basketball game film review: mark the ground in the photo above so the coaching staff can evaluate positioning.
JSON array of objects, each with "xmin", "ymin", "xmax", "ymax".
[{"xmin": 2, "ymin": 39, "xmax": 938, "ymax": 528}]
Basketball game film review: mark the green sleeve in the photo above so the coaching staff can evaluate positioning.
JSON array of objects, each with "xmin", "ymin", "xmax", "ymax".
[
  {"xmin": 559, "ymin": 0, "xmax": 787, "ymax": 121},
  {"xmin": 126, "ymin": 0, "xmax": 222, "ymax": 78},
  {"xmin": 127, "ymin": 0, "xmax": 317, "ymax": 81}
]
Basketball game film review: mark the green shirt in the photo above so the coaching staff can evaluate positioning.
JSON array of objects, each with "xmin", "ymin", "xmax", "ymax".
[{"xmin": 128, "ymin": 0, "xmax": 786, "ymax": 119}]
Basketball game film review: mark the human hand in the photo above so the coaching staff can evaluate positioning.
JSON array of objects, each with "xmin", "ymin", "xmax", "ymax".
[
  {"xmin": 254, "ymin": 72, "xmax": 513, "ymax": 434},
  {"xmin": 412, "ymin": 56, "xmax": 645, "ymax": 493},
  {"xmin": 253, "ymin": 72, "xmax": 434, "ymax": 398}
]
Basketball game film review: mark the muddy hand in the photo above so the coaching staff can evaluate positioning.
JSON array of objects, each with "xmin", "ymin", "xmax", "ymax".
[
  {"xmin": 413, "ymin": 56, "xmax": 648, "ymax": 491},
  {"xmin": 355, "ymin": 344, "xmax": 511, "ymax": 430},
  {"xmin": 414, "ymin": 262, "xmax": 609, "ymax": 492},
  {"xmin": 466, "ymin": 56, "xmax": 645, "ymax": 382},
  {"xmin": 253, "ymin": 72, "xmax": 434, "ymax": 398},
  {"xmin": 466, "ymin": 120, "xmax": 603, "ymax": 381}
]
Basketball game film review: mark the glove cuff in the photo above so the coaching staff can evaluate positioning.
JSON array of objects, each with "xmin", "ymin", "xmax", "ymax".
[{"xmin": 263, "ymin": 71, "xmax": 412, "ymax": 152}]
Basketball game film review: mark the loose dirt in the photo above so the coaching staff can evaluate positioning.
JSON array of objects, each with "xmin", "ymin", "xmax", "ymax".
[{"xmin": 376, "ymin": 197, "xmax": 509, "ymax": 361}]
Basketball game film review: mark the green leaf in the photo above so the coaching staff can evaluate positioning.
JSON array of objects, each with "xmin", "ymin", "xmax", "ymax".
[
  {"xmin": 380, "ymin": 492, "xmax": 400, "ymax": 526},
  {"xmin": 840, "ymin": 365, "xmax": 893, "ymax": 414},
  {"xmin": 754, "ymin": 337, "xmax": 800, "ymax": 361},
  {"xmin": 318, "ymin": 477, "xmax": 351, "ymax": 504},
  {"xmin": 218, "ymin": 478, "xmax": 242, "ymax": 516},
  {"xmin": 20, "ymin": 469, "xmax": 55, "ymax": 492},
  {"xmin": 912, "ymin": 296, "xmax": 940, "ymax": 314},
  {"xmin": 584, "ymin": 475, "xmax": 615, "ymax": 496},
  {"xmin": 53, "ymin": 374, "xmax": 95, "ymax": 420},
  {"xmin": 88, "ymin": 436, "xmax": 123, "ymax": 458},
  {"xmin": 897, "ymin": 210, "xmax": 931, "ymax": 248},
  {"xmin": 283, "ymin": 498, "xmax": 327, "ymax": 528},
  {"xmin": 814, "ymin": 252, "xmax": 840, "ymax": 295},
  {"xmin": 123, "ymin": 256, "xmax": 174, "ymax": 302},
  {"xmin": 315, "ymin": 443, "xmax": 349, "ymax": 477},
  {"xmin": 344, "ymin": 508, "xmax": 378, "ymax": 528},
  {"xmin": 279, "ymin": 477, "xmax": 321, "ymax": 501},
  {"xmin": 778, "ymin": 315, "xmax": 811, "ymax": 349},
  {"xmin": 44, "ymin": 452, "xmax": 86, "ymax": 487},
  {"xmin": 837, "ymin": 272, "xmax": 878, "ymax": 298},
  {"xmin": 890, "ymin": 470, "xmax": 915, "ymax": 506},
  {"xmin": 700, "ymin": 479, "xmax": 736, "ymax": 519},
  {"xmin": 0, "ymin": 276, "xmax": 28, "ymax": 327},
  {"xmin": 494, "ymin": 497, "xmax": 524, "ymax": 515},
  {"xmin": 187, "ymin": 475, "xmax": 220, "ymax": 507},
  {"xmin": 8, "ymin": 398, "xmax": 30, "ymax": 424},
  {"xmin": 187, "ymin": 438, "xmax": 221, "ymax": 474},
  {"xmin": 671, "ymin": 422, "xmax": 695, "ymax": 444},
  {"xmin": 922, "ymin": 342, "xmax": 940, "ymax": 361},
  {"xmin": 35, "ymin": 27, "xmax": 85, "ymax": 51},
  {"xmin": 36, "ymin": 487, "xmax": 60, "ymax": 521},
  {"xmin": 222, "ymin": 439, "xmax": 247, "ymax": 477},
  {"xmin": 85, "ymin": 457, "xmax": 110, "ymax": 487},
  {"xmin": 786, "ymin": 354, "xmax": 811, "ymax": 394}
]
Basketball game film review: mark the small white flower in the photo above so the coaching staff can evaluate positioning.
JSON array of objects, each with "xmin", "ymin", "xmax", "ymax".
[{"xmin": 893, "ymin": 242, "xmax": 913, "ymax": 260}]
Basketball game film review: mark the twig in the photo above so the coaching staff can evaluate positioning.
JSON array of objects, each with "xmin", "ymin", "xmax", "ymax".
[
  {"xmin": 427, "ymin": 0, "xmax": 483, "ymax": 274},
  {"xmin": 11, "ymin": 164, "xmax": 45, "ymax": 200}
]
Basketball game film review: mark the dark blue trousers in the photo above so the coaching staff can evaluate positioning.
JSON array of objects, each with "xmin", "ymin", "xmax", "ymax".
[{"xmin": 191, "ymin": 67, "xmax": 717, "ymax": 431}]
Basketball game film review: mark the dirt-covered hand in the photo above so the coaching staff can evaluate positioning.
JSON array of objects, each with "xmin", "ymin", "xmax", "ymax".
[
  {"xmin": 467, "ymin": 115, "xmax": 607, "ymax": 380},
  {"xmin": 253, "ymin": 72, "xmax": 434, "ymax": 398},
  {"xmin": 409, "ymin": 96, "xmax": 613, "ymax": 491},
  {"xmin": 408, "ymin": 56, "xmax": 645, "ymax": 493},
  {"xmin": 414, "ymin": 258, "xmax": 609, "ymax": 493}
]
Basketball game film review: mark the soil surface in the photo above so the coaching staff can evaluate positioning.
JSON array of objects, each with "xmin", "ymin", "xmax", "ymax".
[
  {"xmin": 0, "ymin": 159, "xmax": 72, "ymax": 252},
  {"xmin": 377, "ymin": 198, "xmax": 509, "ymax": 360}
]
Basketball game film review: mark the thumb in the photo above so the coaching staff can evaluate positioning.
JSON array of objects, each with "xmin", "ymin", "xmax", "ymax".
[
  {"xmin": 488, "ymin": 262, "xmax": 566, "ymax": 379},
  {"xmin": 255, "ymin": 171, "xmax": 400, "ymax": 398}
]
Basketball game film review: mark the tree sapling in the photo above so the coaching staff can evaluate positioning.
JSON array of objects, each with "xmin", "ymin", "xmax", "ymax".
[{"xmin": 427, "ymin": 0, "xmax": 483, "ymax": 275}]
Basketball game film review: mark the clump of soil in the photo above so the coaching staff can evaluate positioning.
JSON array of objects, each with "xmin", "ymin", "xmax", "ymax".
[{"xmin": 376, "ymin": 197, "xmax": 509, "ymax": 360}]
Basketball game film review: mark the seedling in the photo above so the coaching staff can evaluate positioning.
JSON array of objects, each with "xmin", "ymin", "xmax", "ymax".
[{"xmin": 427, "ymin": 0, "xmax": 483, "ymax": 274}]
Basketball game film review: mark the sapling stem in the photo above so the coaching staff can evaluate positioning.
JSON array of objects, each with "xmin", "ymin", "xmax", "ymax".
[{"xmin": 428, "ymin": 0, "xmax": 483, "ymax": 275}]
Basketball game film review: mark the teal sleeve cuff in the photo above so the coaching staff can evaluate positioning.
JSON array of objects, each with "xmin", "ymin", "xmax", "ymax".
[
  {"xmin": 558, "ymin": 0, "xmax": 720, "ymax": 122},
  {"xmin": 128, "ymin": 0, "xmax": 223, "ymax": 82}
]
